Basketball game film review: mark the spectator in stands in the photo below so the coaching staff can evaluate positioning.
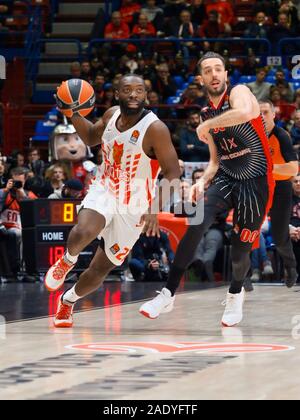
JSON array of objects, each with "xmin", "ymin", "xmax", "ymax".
[
  {"xmin": 41, "ymin": 163, "xmax": 68, "ymax": 198},
  {"xmin": 0, "ymin": 3, "xmax": 12, "ymax": 30},
  {"xmin": 0, "ymin": 167, "xmax": 37, "ymax": 280},
  {"xmin": 131, "ymin": 13, "xmax": 156, "ymax": 56},
  {"xmin": 100, "ymin": 85, "xmax": 117, "ymax": 111},
  {"xmin": 163, "ymin": 0, "xmax": 186, "ymax": 18},
  {"xmin": 187, "ymin": 0, "xmax": 207, "ymax": 26},
  {"xmin": 290, "ymin": 174, "xmax": 300, "ymax": 281},
  {"xmin": 179, "ymin": 159, "xmax": 185, "ymax": 179},
  {"xmin": 192, "ymin": 168, "xmax": 205, "ymax": 185},
  {"xmin": 250, "ymin": 218, "xmax": 274, "ymax": 282},
  {"xmin": 279, "ymin": 0, "xmax": 299, "ymax": 28},
  {"xmin": 244, "ymin": 11, "xmax": 270, "ymax": 54},
  {"xmin": 129, "ymin": 230, "xmax": 174, "ymax": 281},
  {"xmin": 268, "ymin": 12, "xmax": 296, "ymax": 54},
  {"xmin": 69, "ymin": 62, "xmax": 81, "ymax": 79},
  {"xmin": 179, "ymin": 111, "xmax": 210, "ymax": 162},
  {"xmin": 120, "ymin": 0, "xmax": 141, "ymax": 28},
  {"xmin": 169, "ymin": 52, "xmax": 189, "ymax": 80},
  {"xmin": 294, "ymin": 89, "xmax": 300, "ymax": 109},
  {"xmin": 80, "ymin": 60, "xmax": 93, "ymax": 83},
  {"xmin": 0, "ymin": 157, "xmax": 7, "ymax": 188},
  {"xmin": 271, "ymin": 69, "xmax": 295, "ymax": 103},
  {"xmin": 144, "ymin": 79, "xmax": 153, "ymax": 93},
  {"xmin": 205, "ymin": 0, "xmax": 234, "ymax": 34},
  {"xmin": 140, "ymin": 0, "xmax": 164, "ymax": 34},
  {"xmin": 151, "ymin": 63, "xmax": 177, "ymax": 102},
  {"xmin": 244, "ymin": 11, "xmax": 269, "ymax": 39},
  {"xmin": 48, "ymin": 179, "xmax": 84, "ymax": 200},
  {"xmin": 192, "ymin": 209, "xmax": 229, "ymax": 281},
  {"xmin": 247, "ymin": 68, "xmax": 272, "ymax": 102},
  {"xmin": 90, "ymin": 7, "xmax": 105, "ymax": 39},
  {"xmin": 252, "ymin": 0, "xmax": 280, "ymax": 24},
  {"xmin": 93, "ymin": 73, "xmax": 105, "ymax": 101},
  {"xmin": 290, "ymin": 109, "xmax": 300, "ymax": 154},
  {"xmin": 270, "ymin": 86, "xmax": 293, "ymax": 124},
  {"xmin": 166, "ymin": 9, "xmax": 198, "ymax": 65},
  {"xmin": 147, "ymin": 90, "xmax": 172, "ymax": 121},
  {"xmin": 178, "ymin": 83, "xmax": 206, "ymax": 118},
  {"xmin": 198, "ymin": 10, "xmax": 225, "ymax": 52},
  {"xmin": 27, "ymin": 148, "xmax": 46, "ymax": 178},
  {"xmin": 104, "ymin": 11, "xmax": 130, "ymax": 57}
]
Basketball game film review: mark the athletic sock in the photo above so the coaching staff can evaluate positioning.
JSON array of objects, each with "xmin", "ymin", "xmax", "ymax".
[
  {"xmin": 229, "ymin": 280, "xmax": 243, "ymax": 294},
  {"xmin": 166, "ymin": 265, "xmax": 186, "ymax": 296},
  {"xmin": 62, "ymin": 285, "xmax": 81, "ymax": 305},
  {"xmin": 64, "ymin": 250, "xmax": 79, "ymax": 265}
]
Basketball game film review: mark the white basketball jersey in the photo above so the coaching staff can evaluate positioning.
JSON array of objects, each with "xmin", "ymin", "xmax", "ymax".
[{"xmin": 95, "ymin": 108, "xmax": 161, "ymax": 212}]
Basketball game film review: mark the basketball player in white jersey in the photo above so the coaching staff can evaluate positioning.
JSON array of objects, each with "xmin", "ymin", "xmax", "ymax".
[{"xmin": 45, "ymin": 74, "xmax": 180, "ymax": 328}]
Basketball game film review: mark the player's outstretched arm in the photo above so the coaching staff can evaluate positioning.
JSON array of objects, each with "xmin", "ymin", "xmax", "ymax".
[
  {"xmin": 197, "ymin": 85, "xmax": 260, "ymax": 138},
  {"xmin": 70, "ymin": 106, "xmax": 119, "ymax": 147}
]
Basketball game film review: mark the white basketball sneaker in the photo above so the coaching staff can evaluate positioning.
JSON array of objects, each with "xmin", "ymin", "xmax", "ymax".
[
  {"xmin": 139, "ymin": 288, "xmax": 175, "ymax": 319},
  {"xmin": 221, "ymin": 288, "xmax": 245, "ymax": 327},
  {"xmin": 45, "ymin": 255, "xmax": 75, "ymax": 292}
]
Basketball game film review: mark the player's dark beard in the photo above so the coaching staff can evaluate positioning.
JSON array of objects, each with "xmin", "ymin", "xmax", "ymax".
[
  {"xmin": 119, "ymin": 98, "xmax": 145, "ymax": 116},
  {"xmin": 205, "ymin": 80, "xmax": 227, "ymax": 98}
]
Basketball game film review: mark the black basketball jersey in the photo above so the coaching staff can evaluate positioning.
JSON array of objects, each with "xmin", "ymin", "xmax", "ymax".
[{"xmin": 200, "ymin": 87, "xmax": 273, "ymax": 181}]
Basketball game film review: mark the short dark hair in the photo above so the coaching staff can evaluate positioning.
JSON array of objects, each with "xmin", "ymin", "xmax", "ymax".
[
  {"xmin": 197, "ymin": 52, "xmax": 225, "ymax": 74},
  {"xmin": 10, "ymin": 167, "xmax": 28, "ymax": 177},
  {"xmin": 187, "ymin": 110, "xmax": 200, "ymax": 118},
  {"xmin": 192, "ymin": 168, "xmax": 204, "ymax": 179},
  {"xmin": 259, "ymin": 100, "xmax": 275, "ymax": 112}
]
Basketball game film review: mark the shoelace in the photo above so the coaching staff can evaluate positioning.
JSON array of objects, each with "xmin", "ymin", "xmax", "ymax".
[
  {"xmin": 56, "ymin": 301, "xmax": 73, "ymax": 320},
  {"xmin": 53, "ymin": 258, "xmax": 73, "ymax": 280}
]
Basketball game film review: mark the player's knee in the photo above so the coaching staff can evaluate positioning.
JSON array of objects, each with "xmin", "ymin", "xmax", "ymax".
[
  {"xmin": 73, "ymin": 224, "xmax": 98, "ymax": 242},
  {"xmin": 231, "ymin": 247, "xmax": 249, "ymax": 265}
]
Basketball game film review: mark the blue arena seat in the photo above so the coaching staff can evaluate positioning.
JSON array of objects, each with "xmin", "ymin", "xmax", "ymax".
[
  {"xmin": 166, "ymin": 96, "xmax": 180, "ymax": 104},
  {"xmin": 239, "ymin": 75, "xmax": 256, "ymax": 84},
  {"xmin": 172, "ymin": 75, "xmax": 184, "ymax": 89}
]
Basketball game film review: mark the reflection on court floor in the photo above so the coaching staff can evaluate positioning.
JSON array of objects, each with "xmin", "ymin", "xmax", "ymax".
[{"xmin": 1, "ymin": 284, "xmax": 300, "ymax": 400}]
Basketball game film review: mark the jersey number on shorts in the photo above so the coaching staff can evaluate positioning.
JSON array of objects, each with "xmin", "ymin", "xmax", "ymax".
[
  {"xmin": 115, "ymin": 247, "xmax": 130, "ymax": 262},
  {"xmin": 240, "ymin": 229, "xmax": 259, "ymax": 244}
]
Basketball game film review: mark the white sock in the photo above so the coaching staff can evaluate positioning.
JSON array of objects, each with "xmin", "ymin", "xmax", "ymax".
[
  {"xmin": 64, "ymin": 250, "xmax": 79, "ymax": 264},
  {"xmin": 62, "ymin": 285, "xmax": 81, "ymax": 305}
]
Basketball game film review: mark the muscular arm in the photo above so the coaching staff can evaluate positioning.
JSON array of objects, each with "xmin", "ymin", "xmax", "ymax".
[
  {"xmin": 205, "ymin": 85, "xmax": 260, "ymax": 130},
  {"xmin": 70, "ymin": 106, "xmax": 119, "ymax": 147},
  {"xmin": 144, "ymin": 120, "xmax": 181, "ymax": 185},
  {"xmin": 144, "ymin": 120, "xmax": 181, "ymax": 212}
]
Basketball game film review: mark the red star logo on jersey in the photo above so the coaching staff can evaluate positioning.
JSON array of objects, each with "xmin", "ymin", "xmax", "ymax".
[{"xmin": 112, "ymin": 141, "xmax": 124, "ymax": 166}]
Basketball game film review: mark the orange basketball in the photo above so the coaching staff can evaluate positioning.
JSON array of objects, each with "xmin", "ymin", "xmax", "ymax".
[{"xmin": 56, "ymin": 78, "xmax": 95, "ymax": 118}]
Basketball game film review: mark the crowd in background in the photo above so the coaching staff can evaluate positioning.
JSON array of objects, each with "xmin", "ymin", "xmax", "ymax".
[{"xmin": 1, "ymin": 0, "xmax": 300, "ymax": 283}]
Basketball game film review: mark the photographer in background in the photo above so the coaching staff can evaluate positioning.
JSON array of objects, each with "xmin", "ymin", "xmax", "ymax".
[
  {"xmin": 0, "ymin": 167, "xmax": 37, "ymax": 280},
  {"xmin": 129, "ymin": 230, "xmax": 175, "ymax": 282},
  {"xmin": 48, "ymin": 178, "xmax": 84, "ymax": 199},
  {"xmin": 0, "ymin": 158, "xmax": 7, "ymax": 188}
]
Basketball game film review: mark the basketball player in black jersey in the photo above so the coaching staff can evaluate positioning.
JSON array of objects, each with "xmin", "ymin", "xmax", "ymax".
[{"xmin": 140, "ymin": 52, "xmax": 275, "ymax": 327}]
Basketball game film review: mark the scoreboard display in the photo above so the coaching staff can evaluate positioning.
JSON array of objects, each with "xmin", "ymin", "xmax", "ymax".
[{"xmin": 20, "ymin": 199, "xmax": 98, "ymax": 274}]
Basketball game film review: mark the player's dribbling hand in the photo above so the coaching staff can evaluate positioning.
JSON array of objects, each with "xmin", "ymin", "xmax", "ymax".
[
  {"xmin": 140, "ymin": 214, "xmax": 160, "ymax": 237},
  {"xmin": 196, "ymin": 121, "xmax": 210, "ymax": 144},
  {"xmin": 53, "ymin": 93, "xmax": 76, "ymax": 118},
  {"xmin": 189, "ymin": 179, "xmax": 205, "ymax": 203}
]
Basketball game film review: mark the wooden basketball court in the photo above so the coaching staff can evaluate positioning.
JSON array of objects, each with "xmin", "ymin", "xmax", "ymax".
[{"xmin": 1, "ymin": 283, "xmax": 300, "ymax": 400}]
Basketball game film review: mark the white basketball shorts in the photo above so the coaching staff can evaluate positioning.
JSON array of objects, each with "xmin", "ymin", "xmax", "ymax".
[{"xmin": 79, "ymin": 183, "xmax": 145, "ymax": 266}]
